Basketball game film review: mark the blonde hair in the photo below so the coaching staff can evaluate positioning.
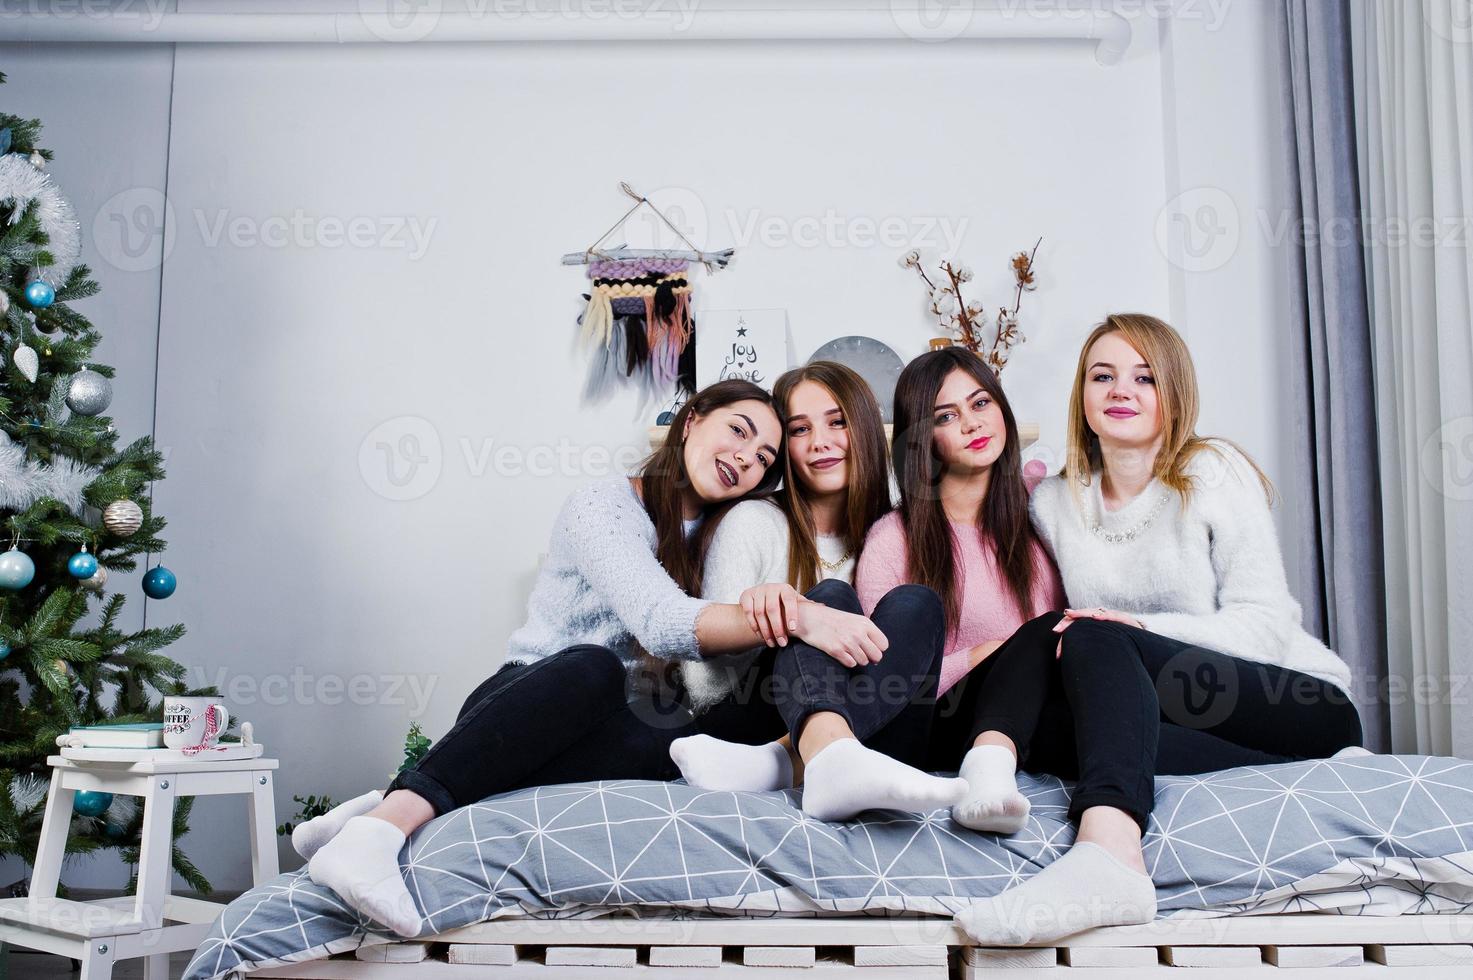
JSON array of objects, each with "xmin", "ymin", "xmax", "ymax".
[{"xmin": 1063, "ymin": 313, "xmax": 1274, "ymax": 505}]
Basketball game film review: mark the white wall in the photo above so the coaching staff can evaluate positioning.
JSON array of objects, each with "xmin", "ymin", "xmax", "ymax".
[{"xmin": 0, "ymin": 0, "xmax": 1299, "ymax": 894}]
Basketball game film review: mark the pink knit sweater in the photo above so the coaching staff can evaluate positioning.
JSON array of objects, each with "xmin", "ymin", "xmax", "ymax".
[{"xmin": 855, "ymin": 505, "xmax": 1065, "ymax": 697}]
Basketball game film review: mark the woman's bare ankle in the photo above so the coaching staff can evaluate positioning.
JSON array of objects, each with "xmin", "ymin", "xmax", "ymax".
[
  {"xmin": 971, "ymin": 730, "xmax": 1018, "ymax": 759},
  {"xmin": 796, "ymin": 712, "xmax": 855, "ymax": 765},
  {"xmin": 368, "ymin": 789, "xmax": 437, "ymax": 837},
  {"xmin": 1077, "ymin": 805, "xmax": 1147, "ymax": 874}
]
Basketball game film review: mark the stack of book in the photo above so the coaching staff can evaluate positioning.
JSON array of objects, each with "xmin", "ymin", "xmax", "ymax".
[{"xmin": 64, "ymin": 722, "xmax": 164, "ymax": 748}]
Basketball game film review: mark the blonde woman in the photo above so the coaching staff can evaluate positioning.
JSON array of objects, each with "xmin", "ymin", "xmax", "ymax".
[{"xmin": 952, "ymin": 314, "xmax": 1362, "ymax": 946}]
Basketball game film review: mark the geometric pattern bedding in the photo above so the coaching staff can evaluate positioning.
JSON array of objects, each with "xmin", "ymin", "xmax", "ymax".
[{"xmin": 183, "ymin": 755, "xmax": 1473, "ymax": 980}]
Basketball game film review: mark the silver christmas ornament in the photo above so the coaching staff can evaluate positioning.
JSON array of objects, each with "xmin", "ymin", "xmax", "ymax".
[
  {"xmin": 82, "ymin": 565, "xmax": 108, "ymax": 592},
  {"xmin": 66, "ymin": 368, "xmax": 112, "ymax": 416},
  {"xmin": 12, "ymin": 343, "xmax": 38, "ymax": 382},
  {"xmin": 28, "ymin": 151, "xmax": 45, "ymax": 170},
  {"xmin": 0, "ymin": 291, "xmax": 8, "ymax": 315},
  {"xmin": 102, "ymin": 499, "xmax": 144, "ymax": 537}
]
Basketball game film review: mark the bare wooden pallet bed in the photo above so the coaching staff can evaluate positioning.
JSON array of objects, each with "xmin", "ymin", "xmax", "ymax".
[{"xmin": 245, "ymin": 911, "xmax": 1473, "ymax": 978}]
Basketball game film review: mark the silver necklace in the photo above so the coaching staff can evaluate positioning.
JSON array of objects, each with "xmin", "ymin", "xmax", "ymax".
[{"xmin": 1089, "ymin": 488, "xmax": 1171, "ymax": 543}]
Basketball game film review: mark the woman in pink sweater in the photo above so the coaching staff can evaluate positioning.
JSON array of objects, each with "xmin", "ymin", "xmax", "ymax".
[{"xmin": 858, "ymin": 347, "xmax": 1065, "ymax": 825}]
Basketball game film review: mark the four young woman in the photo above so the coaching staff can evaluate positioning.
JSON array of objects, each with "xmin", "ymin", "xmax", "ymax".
[{"xmin": 300, "ymin": 315, "xmax": 1362, "ymax": 946}]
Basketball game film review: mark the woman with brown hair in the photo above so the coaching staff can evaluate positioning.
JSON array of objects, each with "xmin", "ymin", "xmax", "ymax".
[
  {"xmin": 295, "ymin": 379, "xmax": 892, "ymax": 938},
  {"xmin": 671, "ymin": 362, "xmax": 957, "ymax": 819},
  {"xmin": 853, "ymin": 346, "xmax": 1065, "ymax": 829},
  {"xmin": 951, "ymin": 314, "xmax": 1362, "ymax": 946}
]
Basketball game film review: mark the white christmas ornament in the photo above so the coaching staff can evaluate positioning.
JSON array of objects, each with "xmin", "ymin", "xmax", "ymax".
[
  {"xmin": 66, "ymin": 368, "xmax": 112, "ymax": 416},
  {"xmin": 103, "ymin": 499, "xmax": 144, "ymax": 537},
  {"xmin": 12, "ymin": 342, "xmax": 38, "ymax": 382},
  {"xmin": 28, "ymin": 151, "xmax": 45, "ymax": 170},
  {"xmin": 82, "ymin": 564, "xmax": 108, "ymax": 591}
]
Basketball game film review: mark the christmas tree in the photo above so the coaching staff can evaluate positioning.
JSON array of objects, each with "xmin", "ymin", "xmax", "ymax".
[{"xmin": 0, "ymin": 72, "xmax": 213, "ymax": 895}]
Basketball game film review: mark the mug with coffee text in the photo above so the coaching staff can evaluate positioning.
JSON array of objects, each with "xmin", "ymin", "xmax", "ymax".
[{"xmin": 163, "ymin": 696, "xmax": 229, "ymax": 752}]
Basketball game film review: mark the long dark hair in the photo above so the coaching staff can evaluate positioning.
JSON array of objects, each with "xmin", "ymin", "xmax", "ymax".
[
  {"xmin": 772, "ymin": 362, "xmax": 892, "ymax": 591},
  {"xmin": 638, "ymin": 379, "xmax": 784, "ymax": 596},
  {"xmin": 892, "ymin": 347, "xmax": 1038, "ymax": 634}
]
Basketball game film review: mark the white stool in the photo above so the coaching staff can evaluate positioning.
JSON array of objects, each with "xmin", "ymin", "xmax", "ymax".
[{"xmin": 0, "ymin": 742, "xmax": 279, "ymax": 980}]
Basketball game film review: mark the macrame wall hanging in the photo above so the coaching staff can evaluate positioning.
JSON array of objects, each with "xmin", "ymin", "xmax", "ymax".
[{"xmin": 562, "ymin": 183, "xmax": 734, "ymax": 407}]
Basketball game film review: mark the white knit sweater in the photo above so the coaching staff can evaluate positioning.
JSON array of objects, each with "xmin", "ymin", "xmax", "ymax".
[
  {"xmin": 1028, "ymin": 442, "xmax": 1352, "ymax": 691},
  {"xmin": 680, "ymin": 498, "xmax": 854, "ymax": 711}
]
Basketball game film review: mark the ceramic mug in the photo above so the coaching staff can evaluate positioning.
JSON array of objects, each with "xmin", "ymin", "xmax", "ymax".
[{"xmin": 163, "ymin": 696, "xmax": 229, "ymax": 751}]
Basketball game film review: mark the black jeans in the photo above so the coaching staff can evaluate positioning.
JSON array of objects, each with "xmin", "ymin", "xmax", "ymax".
[
  {"xmin": 924, "ymin": 611, "xmax": 1075, "ymax": 772},
  {"xmin": 387, "ymin": 644, "xmax": 648, "ymax": 815},
  {"xmin": 963, "ymin": 613, "xmax": 1364, "ymax": 831},
  {"xmin": 771, "ymin": 578, "xmax": 947, "ymax": 765}
]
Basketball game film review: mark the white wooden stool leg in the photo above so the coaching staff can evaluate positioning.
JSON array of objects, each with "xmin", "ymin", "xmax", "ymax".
[
  {"xmin": 133, "ymin": 776, "xmax": 177, "ymax": 930},
  {"xmin": 29, "ymin": 772, "xmax": 76, "ymax": 900},
  {"xmin": 142, "ymin": 951, "xmax": 170, "ymax": 980},
  {"xmin": 247, "ymin": 771, "xmax": 279, "ymax": 884},
  {"xmin": 78, "ymin": 939, "xmax": 116, "ymax": 980}
]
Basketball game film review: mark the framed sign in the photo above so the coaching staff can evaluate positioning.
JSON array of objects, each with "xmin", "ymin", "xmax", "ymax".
[{"xmin": 696, "ymin": 309, "xmax": 794, "ymax": 393}]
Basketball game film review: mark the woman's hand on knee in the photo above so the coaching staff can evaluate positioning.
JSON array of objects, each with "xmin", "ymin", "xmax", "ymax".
[
  {"xmin": 792, "ymin": 603, "xmax": 888, "ymax": 668},
  {"xmin": 739, "ymin": 583, "xmax": 806, "ymax": 647},
  {"xmin": 1051, "ymin": 607, "xmax": 1144, "ymax": 657}
]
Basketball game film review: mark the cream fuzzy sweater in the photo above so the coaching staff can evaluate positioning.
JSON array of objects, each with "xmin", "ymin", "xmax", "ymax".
[
  {"xmin": 1028, "ymin": 441, "xmax": 1352, "ymax": 691},
  {"xmin": 680, "ymin": 498, "xmax": 853, "ymax": 711}
]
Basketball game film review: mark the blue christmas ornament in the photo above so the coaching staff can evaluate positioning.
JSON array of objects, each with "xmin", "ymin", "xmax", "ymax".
[
  {"xmin": 74, "ymin": 791, "xmax": 113, "ymax": 818},
  {"xmin": 68, "ymin": 550, "xmax": 98, "ymax": 579},
  {"xmin": 104, "ymin": 820, "xmax": 128, "ymax": 841},
  {"xmin": 142, "ymin": 565, "xmax": 176, "ymax": 599},
  {"xmin": 24, "ymin": 279, "xmax": 55, "ymax": 309},
  {"xmin": 0, "ymin": 549, "xmax": 36, "ymax": 590},
  {"xmin": 0, "ymin": 639, "xmax": 9, "ymax": 660}
]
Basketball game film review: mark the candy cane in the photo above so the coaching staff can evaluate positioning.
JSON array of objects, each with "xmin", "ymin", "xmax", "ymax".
[{"xmin": 181, "ymin": 705, "xmax": 227, "ymax": 756}]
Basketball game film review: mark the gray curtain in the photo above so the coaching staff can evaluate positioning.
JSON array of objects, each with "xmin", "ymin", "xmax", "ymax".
[{"xmin": 1276, "ymin": 0, "xmax": 1389, "ymax": 749}]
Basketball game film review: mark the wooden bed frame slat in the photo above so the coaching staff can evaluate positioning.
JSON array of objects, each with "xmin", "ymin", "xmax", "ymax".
[{"xmin": 244, "ymin": 912, "xmax": 1473, "ymax": 978}]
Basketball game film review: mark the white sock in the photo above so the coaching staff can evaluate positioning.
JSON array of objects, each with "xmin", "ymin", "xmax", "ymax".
[
  {"xmin": 292, "ymin": 789, "xmax": 384, "ymax": 859},
  {"xmin": 800, "ymin": 738, "xmax": 968, "ymax": 822},
  {"xmin": 670, "ymin": 735, "xmax": 794, "ymax": 792},
  {"xmin": 1333, "ymin": 745, "xmax": 1373, "ymax": 759},
  {"xmin": 308, "ymin": 816, "xmax": 421, "ymax": 938},
  {"xmin": 952, "ymin": 745, "xmax": 1031, "ymax": 835},
  {"xmin": 954, "ymin": 841, "xmax": 1156, "ymax": 945}
]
